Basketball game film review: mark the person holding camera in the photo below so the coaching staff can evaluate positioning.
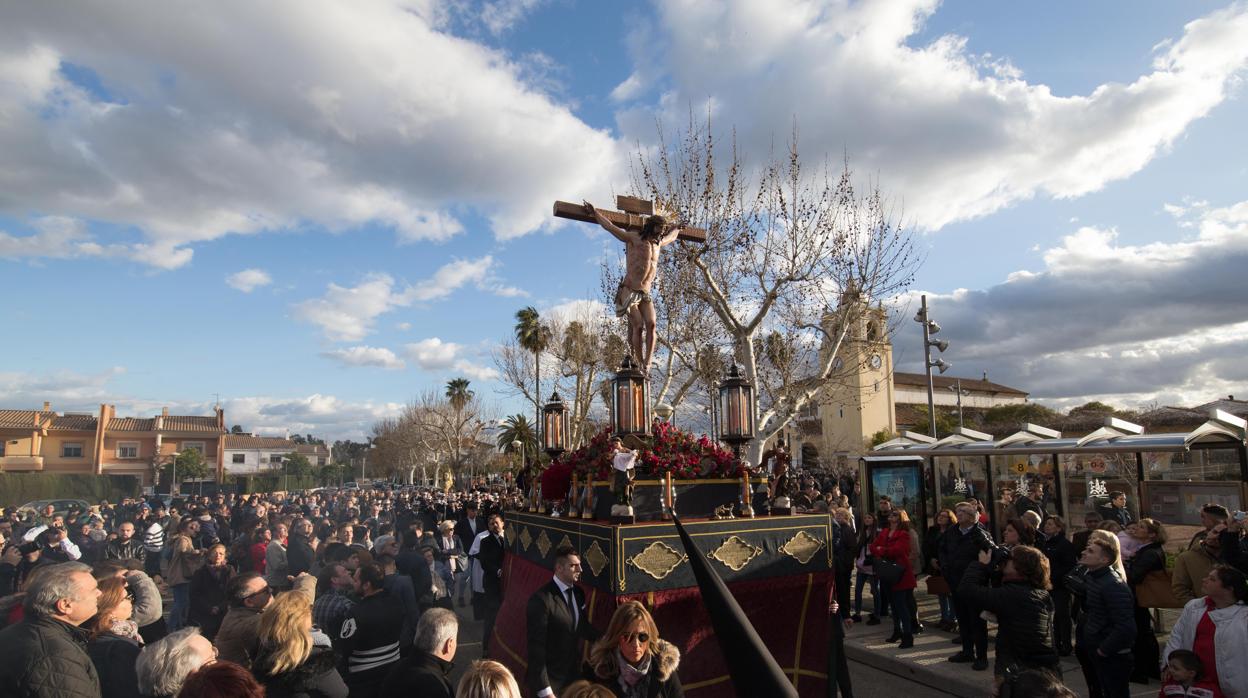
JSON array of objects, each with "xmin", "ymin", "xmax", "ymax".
[{"xmin": 957, "ymin": 544, "xmax": 1059, "ymax": 697}]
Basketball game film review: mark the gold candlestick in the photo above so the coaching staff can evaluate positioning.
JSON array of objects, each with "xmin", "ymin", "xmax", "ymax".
[
  {"xmin": 739, "ymin": 471, "xmax": 755, "ymax": 518},
  {"xmin": 662, "ymin": 473, "xmax": 673, "ymax": 520}
]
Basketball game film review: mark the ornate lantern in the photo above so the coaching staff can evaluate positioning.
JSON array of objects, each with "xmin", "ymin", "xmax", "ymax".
[
  {"xmin": 611, "ymin": 356, "xmax": 650, "ymax": 438},
  {"xmin": 717, "ymin": 364, "xmax": 756, "ymax": 456},
  {"xmin": 542, "ymin": 391, "xmax": 569, "ymax": 457}
]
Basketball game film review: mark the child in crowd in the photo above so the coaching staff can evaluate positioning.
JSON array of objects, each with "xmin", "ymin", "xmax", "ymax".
[
  {"xmin": 1117, "ymin": 521, "xmax": 1144, "ymax": 562},
  {"xmin": 1160, "ymin": 649, "xmax": 1223, "ymax": 698}
]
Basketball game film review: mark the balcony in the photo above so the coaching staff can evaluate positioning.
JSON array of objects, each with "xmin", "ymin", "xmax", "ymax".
[{"xmin": 0, "ymin": 455, "xmax": 44, "ymax": 471}]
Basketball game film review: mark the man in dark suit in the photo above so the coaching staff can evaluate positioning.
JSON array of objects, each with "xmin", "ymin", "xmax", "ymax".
[
  {"xmin": 474, "ymin": 511, "xmax": 507, "ymax": 659},
  {"xmin": 454, "ymin": 502, "xmax": 482, "ymax": 557},
  {"xmin": 526, "ymin": 544, "xmax": 601, "ymax": 697}
]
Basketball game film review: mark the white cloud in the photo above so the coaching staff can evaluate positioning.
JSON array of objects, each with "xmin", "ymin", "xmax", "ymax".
[
  {"xmin": 295, "ymin": 273, "xmax": 408, "ymax": 343},
  {"xmin": 294, "ymin": 256, "xmax": 521, "ymax": 341},
  {"xmin": 401, "ymin": 338, "xmax": 499, "ymax": 379},
  {"xmin": 621, "ymin": 0, "xmax": 1248, "ymax": 230},
  {"xmin": 480, "ymin": 0, "xmax": 548, "ymax": 36},
  {"xmin": 395, "ymin": 322, "xmax": 412, "ymax": 331},
  {"xmin": 225, "ymin": 268, "xmax": 272, "ymax": 293},
  {"xmin": 0, "ymin": 1, "xmax": 621, "ymax": 267},
  {"xmin": 542, "ymin": 298, "xmax": 611, "ymax": 327},
  {"xmin": 453, "ymin": 359, "xmax": 500, "ymax": 382},
  {"xmin": 895, "ymin": 198, "xmax": 1248, "ymax": 407},
  {"xmin": 404, "ymin": 338, "xmax": 461, "ymax": 370},
  {"xmin": 320, "ymin": 345, "xmax": 406, "ymax": 370}
]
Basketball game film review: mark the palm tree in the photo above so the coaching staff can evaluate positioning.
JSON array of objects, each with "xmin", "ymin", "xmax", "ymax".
[
  {"xmin": 496, "ymin": 414, "xmax": 538, "ymax": 468},
  {"xmin": 445, "ymin": 378, "xmax": 474, "ymax": 413},
  {"xmin": 514, "ymin": 306, "xmax": 551, "ymax": 452}
]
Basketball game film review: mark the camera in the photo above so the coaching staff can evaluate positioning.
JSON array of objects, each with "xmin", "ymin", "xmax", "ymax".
[{"xmin": 973, "ymin": 527, "xmax": 1012, "ymax": 569}]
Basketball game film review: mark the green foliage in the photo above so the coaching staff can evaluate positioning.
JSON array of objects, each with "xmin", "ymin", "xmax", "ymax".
[
  {"xmin": 283, "ymin": 452, "xmax": 312, "ymax": 479},
  {"xmin": 0, "ymin": 473, "xmax": 140, "ymax": 509},
  {"xmin": 446, "ymin": 378, "xmax": 474, "ymax": 413},
  {"xmin": 163, "ymin": 448, "xmax": 211, "ymax": 480},
  {"xmin": 869, "ymin": 428, "xmax": 896, "ymax": 447},
  {"xmin": 230, "ymin": 424, "xmax": 244, "ymax": 434},
  {"xmin": 910, "ymin": 405, "xmax": 959, "ymax": 438},
  {"xmin": 497, "ymin": 414, "xmax": 539, "ymax": 464},
  {"xmin": 1070, "ymin": 401, "xmax": 1116, "ymax": 415},
  {"xmin": 982, "ymin": 403, "xmax": 1061, "ymax": 425},
  {"xmin": 318, "ymin": 462, "xmax": 348, "ymax": 485}
]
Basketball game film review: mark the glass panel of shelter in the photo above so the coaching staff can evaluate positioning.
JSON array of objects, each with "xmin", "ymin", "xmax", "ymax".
[
  {"xmin": 932, "ymin": 455, "xmax": 989, "ymax": 526},
  {"xmin": 990, "ymin": 454, "xmax": 1058, "ymax": 540},
  {"xmin": 1059, "ymin": 452, "xmax": 1139, "ymax": 536}
]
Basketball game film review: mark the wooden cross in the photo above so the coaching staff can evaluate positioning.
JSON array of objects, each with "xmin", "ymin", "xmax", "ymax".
[{"xmin": 552, "ymin": 195, "xmax": 707, "ymax": 243}]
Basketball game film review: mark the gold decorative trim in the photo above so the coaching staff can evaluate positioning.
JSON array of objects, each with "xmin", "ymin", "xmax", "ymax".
[
  {"xmin": 557, "ymin": 534, "xmax": 573, "ymax": 553},
  {"xmin": 518, "ymin": 526, "xmax": 532, "ymax": 552},
  {"xmin": 707, "ymin": 535, "xmax": 763, "ymax": 572},
  {"xmin": 779, "ymin": 530, "xmax": 824, "ymax": 565},
  {"xmin": 504, "ymin": 523, "xmax": 515, "ymax": 544},
  {"xmin": 584, "ymin": 540, "xmax": 609, "ymax": 577},
  {"xmin": 626, "ymin": 541, "xmax": 687, "ymax": 580},
  {"xmin": 535, "ymin": 530, "xmax": 552, "ymax": 558}
]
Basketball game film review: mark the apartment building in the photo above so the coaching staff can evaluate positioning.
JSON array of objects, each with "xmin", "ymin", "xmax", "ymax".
[{"xmin": 0, "ymin": 403, "xmax": 227, "ymax": 484}]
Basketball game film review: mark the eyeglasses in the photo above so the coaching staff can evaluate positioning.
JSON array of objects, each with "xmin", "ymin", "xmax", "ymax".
[{"xmin": 619, "ymin": 632, "xmax": 650, "ymax": 645}]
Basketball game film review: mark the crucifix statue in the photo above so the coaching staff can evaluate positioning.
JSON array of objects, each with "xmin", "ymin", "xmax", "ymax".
[{"xmin": 552, "ymin": 196, "xmax": 706, "ymax": 371}]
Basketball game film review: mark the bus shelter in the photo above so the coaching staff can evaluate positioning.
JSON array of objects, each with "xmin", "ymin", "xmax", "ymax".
[{"xmin": 862, "ymin": 410, "xmax": 1248, "ymax": 548}]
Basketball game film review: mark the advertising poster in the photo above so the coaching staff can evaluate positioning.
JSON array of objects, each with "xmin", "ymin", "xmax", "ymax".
[{"xmin": 871, "ymin": 463, "xmax": 922, "ymax": 524}]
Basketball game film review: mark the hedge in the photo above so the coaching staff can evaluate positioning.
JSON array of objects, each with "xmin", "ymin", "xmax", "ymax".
[{"xmin": 0, "ymin": 473, "xmax": 141, "ymax": 509}]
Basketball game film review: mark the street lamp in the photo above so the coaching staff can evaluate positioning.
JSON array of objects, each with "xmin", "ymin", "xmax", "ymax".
[
  {"xmin": 717, "ymin": 364, "xmax": 756, "ymax": 461},
  {"xmin": 611, "ymin": 356, "xmax": 650, "ymax": 438},
  {"xmin": 915, "ymin": 294, "xmax": 951, "ymax": 438},
  {"xmin": 717, "ymin": 364, "xmax": 757, "ymax": 518},
  {"xmin": 654, "ymin": 402, "xmax": 674, "ymax": 422},
  {"xmin": 542, "ymin": 391, "xmax": 569, "ymax": 458},
  {"xmin": 947, "ymin": 379, "xmax": 971, "ymax": 429}
]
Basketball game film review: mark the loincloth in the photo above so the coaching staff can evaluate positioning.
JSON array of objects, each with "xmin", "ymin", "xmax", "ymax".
[{"xmin": 614, "ymin": 283, "xmax": 650, "ymax": 317}]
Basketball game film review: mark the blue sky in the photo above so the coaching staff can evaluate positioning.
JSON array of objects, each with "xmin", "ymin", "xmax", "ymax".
[{"xmin": 2, "ymin": 1, "xmax": 1247, "ymax": 439}]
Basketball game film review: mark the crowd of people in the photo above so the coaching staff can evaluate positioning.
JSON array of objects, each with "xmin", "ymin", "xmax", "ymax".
[
  {"xmin": 0, "ymin": 483, "xmax": 697, "ymax": 698},
  {"xmin": 0, "ymin": 474, "xmax": 1246, "ymax": 698},
  {"xmin": 816, "ymin": 472, "xmax": 1248, "ymax": 698}
]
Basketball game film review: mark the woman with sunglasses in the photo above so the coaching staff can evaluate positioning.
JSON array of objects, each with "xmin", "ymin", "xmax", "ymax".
[
  {"xmin": 585, "ymin": 601, "xmax": 683, "ymax": 697},
  {"xmin": 86, "ymin": 576, "xmax": 144, "ymax": 698}
]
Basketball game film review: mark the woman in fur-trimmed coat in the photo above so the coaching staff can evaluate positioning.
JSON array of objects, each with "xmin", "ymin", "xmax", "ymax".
[{"xmin": 584, "ymin": 600, "xmax": 683, "ymax": 698}]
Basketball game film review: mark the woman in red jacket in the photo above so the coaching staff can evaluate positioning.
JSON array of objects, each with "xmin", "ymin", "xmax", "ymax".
[{"xmin": 871, "ymin": 509, "xmax": 918, "ymax": 648}]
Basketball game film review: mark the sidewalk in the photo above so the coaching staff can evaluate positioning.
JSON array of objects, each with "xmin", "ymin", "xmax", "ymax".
[{"xmin": 842, "ymin": 584, "xmax": 1163, "ymax": 697}]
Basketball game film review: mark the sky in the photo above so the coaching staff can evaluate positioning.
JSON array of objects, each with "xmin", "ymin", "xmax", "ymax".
[{"xmin": 2, "ymin": 0, "xmax": 1247, "ymax": 440}]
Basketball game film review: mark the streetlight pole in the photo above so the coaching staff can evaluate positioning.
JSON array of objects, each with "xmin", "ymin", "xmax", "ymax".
[
  {"xmin": 915, "ymin": 295, "xmax": 950, "ymax": 438},
  {"xmin": 948, "ymin": 379, "xmax": 968, "ymax": 429}
]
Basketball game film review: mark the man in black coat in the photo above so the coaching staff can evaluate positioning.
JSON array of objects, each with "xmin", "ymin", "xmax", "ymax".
[
  {"xmin": 380, "ymin": 607, "xmax": 458, "ymax": 698},
  {"xmin": 473, "ymin": 512, "xmax": 507, "ymax": 659},
  {"xmin": 939, "ymin": 501, "xmax": 991, "ymax": 670},
  {"xmin": 0, "ymin": 561, "xmax": 101, "ymax": 698},
  {"xmin": 336, "ymin": 563, "xmax": 404, "ymax": 698},
  {"xmin": 287, "ymin": 518, "xmax": 316, "ymax": 577},
  {"xmin": 526, "ymin": 545, "xmax": 601, "ymax": 697},
  {"xmin": 1096, "ymin": 492, "xmax": 1134, "ymax": 528},
  {"xmin": 454, "ymin": 503, "xmax": 482, "ymax": 560}
]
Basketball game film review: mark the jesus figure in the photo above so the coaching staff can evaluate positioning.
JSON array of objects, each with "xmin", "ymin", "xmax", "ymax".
[{"xmin": 583, "ymin": 200, "xmax": 682, "ymax": 371}]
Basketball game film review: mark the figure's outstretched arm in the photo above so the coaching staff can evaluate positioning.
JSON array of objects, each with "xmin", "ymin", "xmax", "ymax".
[{"xmin": 583, "ymin": 201, "xmax": 633, "ymax": 243}]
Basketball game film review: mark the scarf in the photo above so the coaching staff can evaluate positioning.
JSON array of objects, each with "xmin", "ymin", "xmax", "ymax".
[
  {"xmin": 111, "ymin": 618, "xmax": 144, "ymax": 645},
  {"xmin": 617, "ymin": 650, "xmax": 652, "ymax": 698}
]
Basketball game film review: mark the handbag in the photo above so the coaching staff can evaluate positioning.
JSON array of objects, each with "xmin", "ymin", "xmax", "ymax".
[
  {"xmin": 875, "ymin": 557, "xmax": 904, "ymax": 586},
  {"xmin": 1135, "ymin": 569, "xmax": 1183, "ymax": 609},
  {"xmin": 925, "ymin": 574, "xmax": 950, "ymax": 595}
]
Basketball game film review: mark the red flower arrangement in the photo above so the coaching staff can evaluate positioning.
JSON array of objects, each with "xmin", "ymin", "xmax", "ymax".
[{"xmin": 549, "ymin": 421, "xmax": 740, "ymax": 485}]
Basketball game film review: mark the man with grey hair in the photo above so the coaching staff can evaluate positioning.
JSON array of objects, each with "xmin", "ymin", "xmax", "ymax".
[
  {"xmin": 135, "ymin": 627, "xmax": 217, "ymax": 698},
  {"xmin": 378, "ymin": 607, "xmax": 458, "ymax": 698},
  {"xmin": 0, "ymin": 561, "xmax": 101, "ymax": 697}
]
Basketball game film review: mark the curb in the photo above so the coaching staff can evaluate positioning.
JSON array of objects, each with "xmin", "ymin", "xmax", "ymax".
[{"xmin": 843, "ymin": 637, "xmax": 984, "ymax": 697}]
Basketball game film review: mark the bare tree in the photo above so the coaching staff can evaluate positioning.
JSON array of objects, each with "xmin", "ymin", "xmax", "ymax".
[
  {"xmin": 629, "ymin": 117, "xmax": 920, "ymax": 463},
  {"xmin": 371, "ymin": 389, "xmax": 494, "ymax": 487}
]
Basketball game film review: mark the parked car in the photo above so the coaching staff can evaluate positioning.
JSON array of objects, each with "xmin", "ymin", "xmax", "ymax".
[
  {"xmin": 16, "ymin": 498, "xmax": 92, "ymax": 520},
  {"xmin": 343, "ymin": 482, "xmax": 360, "ymax": 491}
]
